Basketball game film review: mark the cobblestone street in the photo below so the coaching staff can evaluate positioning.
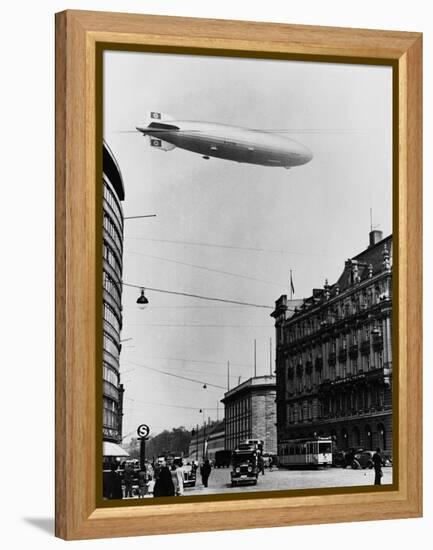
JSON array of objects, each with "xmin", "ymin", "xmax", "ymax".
[{"xmin": 183, "ymin": 466, "xmax": 393, "ymax": 496}]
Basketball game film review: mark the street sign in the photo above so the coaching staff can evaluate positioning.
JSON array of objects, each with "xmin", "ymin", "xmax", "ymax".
[{"xmin": 137, "ymin": 424, "xmax": 150, "ymax": 438}]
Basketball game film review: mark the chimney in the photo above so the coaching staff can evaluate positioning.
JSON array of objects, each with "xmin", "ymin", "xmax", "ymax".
[{"xmin": 369, "ymin": 229, "xmax": 383, "ymax": 248}]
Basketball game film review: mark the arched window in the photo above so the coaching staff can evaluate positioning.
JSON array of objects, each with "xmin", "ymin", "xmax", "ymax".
[{"xmin": 351, "ymin": 426, "xmax": 360, "ymax": 447}]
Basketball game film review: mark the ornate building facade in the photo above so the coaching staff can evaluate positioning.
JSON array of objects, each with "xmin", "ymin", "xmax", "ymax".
[
  {"xmin": 102, "ymin": 142, "xmax": 125, "ymax": 444},
  {"xmin": 272, "ymin": 230, "xmax": 393, "ymax": 457}
]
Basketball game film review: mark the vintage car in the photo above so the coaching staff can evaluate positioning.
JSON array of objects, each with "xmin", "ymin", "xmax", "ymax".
[
  {"xmin": 231, "ymin": 445, "xmax": 259, "ymax": 486},
  {"xmin": 180, "ymin": 462, "xmax": 197, "ymax": 487},
  {"xmin": 351, "ymin": 450, "xmax": 392, "ymax": 469}
]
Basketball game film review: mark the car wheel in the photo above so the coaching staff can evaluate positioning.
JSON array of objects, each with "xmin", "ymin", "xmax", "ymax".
[{"xmin": 351, "ymin": 461, "xmax": 359, "ymax": 469}]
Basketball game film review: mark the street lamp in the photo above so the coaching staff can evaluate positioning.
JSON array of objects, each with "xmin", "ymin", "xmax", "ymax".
[{"xmin": 136, "ymin": 288, "xmax": 149, "ymax": 309}]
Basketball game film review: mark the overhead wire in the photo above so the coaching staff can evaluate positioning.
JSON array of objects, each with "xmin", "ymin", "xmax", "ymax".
[
  {"xmin": 124, "ymin": 397, "xmax": 219, "ymax": 411},
  {"xmin": 126, "ymin": 323, "xmax": 272, "ymax": 328},
  {"xmin": 125, "ymin": 250, "xmax": 286, "ymax": 288},
  {"xmin": 125, "ymin": 235, "xmax": 335, "ymax": 257},
  {"xmin": 122, "ymin": 354, "xmax": 253, "ymax": 369},
  {"xmin": 122, "ymin": 281, "xmax": 275, "ymax": 309},
  {"xmin": 123, "ymin": 359, "xmax": 226, "ymax": 390}
]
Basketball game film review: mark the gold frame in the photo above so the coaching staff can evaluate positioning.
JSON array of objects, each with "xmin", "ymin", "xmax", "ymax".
[{"xmin": 55, "ymin": 10, "xmax": 422, "ymax": 540}]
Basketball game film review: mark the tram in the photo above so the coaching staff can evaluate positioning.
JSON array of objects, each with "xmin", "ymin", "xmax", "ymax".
[{"xmin": 278, "ymin": 437, "xmax": 333, "ymax": 468}]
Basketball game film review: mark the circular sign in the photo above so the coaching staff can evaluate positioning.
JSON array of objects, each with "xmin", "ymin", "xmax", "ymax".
[{"xmin": 137, "ymin": 424, "xmax": 150, "ymax": 438}]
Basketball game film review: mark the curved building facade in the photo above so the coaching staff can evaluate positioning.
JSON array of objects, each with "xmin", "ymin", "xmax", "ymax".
[{"xmin": 102, "ymin": 142, "xmax": 125, "ymax": 444}]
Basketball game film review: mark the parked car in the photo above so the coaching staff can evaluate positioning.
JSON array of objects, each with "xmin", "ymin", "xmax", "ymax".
[
  {"xmin": 180, "ymin": 463, "xmax": 197, "ymax": 487},
  {"xmin": 332, "ymin": 451, "xmax": 347, "ymax": 468},
  {"xmin": 351, "ymin": 450, "xmax": 392, "ymax": 469},
  {"xmin": 332, "ymin": 449, "xmax": 361, "ymax": 468}
]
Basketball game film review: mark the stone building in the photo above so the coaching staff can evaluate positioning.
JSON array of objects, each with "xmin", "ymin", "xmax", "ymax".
[
  {"xmin": 102, "ymin": 142, "xmax": 125, "ymax": 446},
  {"xmin": 272, "ymin": 230, "xmax": 393, "ymax": 457},
  {"xmin": 221, "ymin": 376, "xmax": 277, "ymax": 454}
]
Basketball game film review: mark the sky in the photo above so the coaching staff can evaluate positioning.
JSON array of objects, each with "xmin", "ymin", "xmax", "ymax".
[{"xmin": 103, "ymin": 51, "xmax": 392, "ymax": 443}]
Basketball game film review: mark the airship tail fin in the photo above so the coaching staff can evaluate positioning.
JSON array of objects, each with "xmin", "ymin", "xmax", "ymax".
[
  {"xmin": 141, "ymin": 111, "xmax": 177, "ymax": 151},
  {"xmin": 146, "ymin": 111, "xmax": 174, "ymax": 124},
  {"xmin": 148, "ymin": 136, "xmax": 176, "ymax": 151}
]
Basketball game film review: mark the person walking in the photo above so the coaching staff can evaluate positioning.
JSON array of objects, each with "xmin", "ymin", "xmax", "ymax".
[
  {"xmin": 372, "ymin": 448, "xmax": 384, "ymax": 485},
  {"xmin": 153, "ymin": 458, "xmax": 175, "ymax": 497},
  {"xmin": 137, "ymin": 470, "xmax": 148, "ymax": 498},
  {"xmin": 200, "ymin": 459, "xmax": 212, "ymax": 488},
  {"xmin": 123, "ymin": 464, "xmax": 134, "ymax": 498},
  {"xmin": 104, "ymin": 463, "xmax": 123, "ymax": 500},
  {"xmin": 258, "ymin": 454, "xmax": 265, "ymax": 475},
  {"xmin": 170, "ymin": 462, "xmax": 184, "ymax": 496}
]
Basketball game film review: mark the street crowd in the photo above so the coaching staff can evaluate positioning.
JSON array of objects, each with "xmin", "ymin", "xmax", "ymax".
[{"xmin": 103, "ymin": 457, "xmax": 213, "ymax": 500}]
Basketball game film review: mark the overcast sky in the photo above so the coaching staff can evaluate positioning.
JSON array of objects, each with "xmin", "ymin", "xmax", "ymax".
[{"xmin": 103, "ymin": 51, "xmax": 392, "ymax": 443}]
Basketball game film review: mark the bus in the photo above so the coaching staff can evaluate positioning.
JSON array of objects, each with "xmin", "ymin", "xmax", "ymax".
[{"xmin": 278, "ymin": 437, "xmax": 333, "ymax": 468}]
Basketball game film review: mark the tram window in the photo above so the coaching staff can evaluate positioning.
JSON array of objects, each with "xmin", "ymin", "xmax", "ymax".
[
  {"xmin": 319, "ymin": 442, "xmax": 332, "ymax": 454},
  {"xmin": 289, "ymin": 447, "xmax": 294, "ymax": 455},
  {"xmin": 295, "ymin": 447, "xmax": 300, "ymax": 455}
]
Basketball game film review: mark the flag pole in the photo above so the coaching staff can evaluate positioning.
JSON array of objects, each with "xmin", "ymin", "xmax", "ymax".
[{"xmin": 290, "ymin": 269, "xmax": 293, "ymax": 300}]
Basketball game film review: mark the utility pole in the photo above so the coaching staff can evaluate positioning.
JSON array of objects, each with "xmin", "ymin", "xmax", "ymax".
[
  {"xmin": 269, "ymin": 337, "xmax": 272, "ymax": 375},
  {"xmin": 202, "ymin": 418, "xmax": 206, "ymax": 461},
  {"xmin": 195, "ymin": 423, "xmax": 199, "ymax": 462},
  {"xmin": 254, "ymin": 339, "xmax": 256, "ymax": 377},
  {"xmin": 227, "ymin": 361, "xmax": 230, "ymax": 391}
]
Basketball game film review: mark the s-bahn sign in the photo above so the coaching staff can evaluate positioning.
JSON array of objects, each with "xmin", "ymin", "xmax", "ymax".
[{"xmin": 137, "ymin": 424, "xmax": 150, "ymax": 438}]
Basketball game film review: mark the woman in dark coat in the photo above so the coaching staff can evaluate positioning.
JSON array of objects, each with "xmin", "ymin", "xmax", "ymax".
[
  {"xmin": 153, "ymin": 461, "xmax": 175, "ymax": 497},
  {"xmin": 104, "ymin": 463, "xmax": 123, "ymax": 500},
  {"xmin": 372, "ymin": 448, "xmax": 384, "ymax": 485},
  {"xmin": 200, "ymin": 459, "xmax": 212, "ymax": 488}
]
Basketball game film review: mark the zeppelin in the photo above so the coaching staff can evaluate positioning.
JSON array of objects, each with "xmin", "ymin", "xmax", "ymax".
[{"xmin": 135, "ymin": 111, "xmax": 313, "ymax": 169}]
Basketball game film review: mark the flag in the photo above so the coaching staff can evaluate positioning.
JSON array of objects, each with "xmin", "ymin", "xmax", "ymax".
[{"xmin": 290, "ymin": 272, "xmax": 295, "ymax": 296}]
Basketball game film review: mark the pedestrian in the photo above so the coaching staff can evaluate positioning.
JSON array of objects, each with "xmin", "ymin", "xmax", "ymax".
[
  {"xmin": 153, "ymin": 458, "xmax": 175, "ymax": 497},
  {"xmin": 137, "ymin": 470, "xmax": 148, "ymax": 498},
  {"xmin": 200, "ymin": 459, "xmax": 212, "ymax": 487},
  {"xmin": 268, "ymin": 455, "xmax": 274, "ymax": 471},
  {"xmin": 372, "ymin": 448, "xmax": 384, "ymax": 485},
  {"xmin": 104, "ymin": 463, "xmax": 123, "ymax": 500},
  {"xmin": 258, "ymin": 454, "xmax": 265, "ymax": 475},
  {"xmin": 124, "ymin": 464, "xmax": 134, "ymax": 498},
  {"xmin": 170, "ymin": 462, "xmax": 184, "ymax": 496}
]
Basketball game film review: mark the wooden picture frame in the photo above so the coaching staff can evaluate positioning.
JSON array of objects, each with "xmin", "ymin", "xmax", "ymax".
[{"xmin": 55, "ymin": 10, "xmax": 422, "ymax": 540}]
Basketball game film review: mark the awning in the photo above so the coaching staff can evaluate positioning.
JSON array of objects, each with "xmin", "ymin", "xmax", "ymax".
[{"xmin": 103, "ymin": 441, "xmax": 130, "ymax": 457}]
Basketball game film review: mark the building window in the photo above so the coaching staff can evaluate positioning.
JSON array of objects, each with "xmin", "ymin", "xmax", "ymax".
[{"xmin": 341, "ymin": 361, "xmax": 347, "ymax": 378}]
